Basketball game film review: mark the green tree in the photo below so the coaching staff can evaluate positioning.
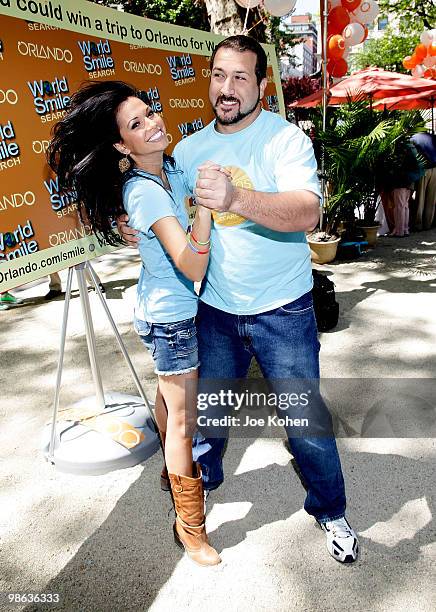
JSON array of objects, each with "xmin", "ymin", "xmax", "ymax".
[
  {"xmin": 94, "ymin": 1, "xmax": 265, "ymax": 36},
  {"xmin": 351, "ymin": 28, "xmax": 420, "ymax": 73},
  {"xmin": 95, "ymin": 1, "xmax": 209, "ymax": 30},
  {"xmin": 378, "ymin": 0, "xmax": 435, "ymax": 31},
  {"xmin": 92, "ymin": 1, "xmax": 298, "ymax": 69}
]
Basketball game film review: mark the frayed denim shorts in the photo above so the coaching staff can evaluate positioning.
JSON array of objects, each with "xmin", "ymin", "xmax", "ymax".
[{"xmin": 134, "ymin": 316, "xmax": 199, "ymax": 376}]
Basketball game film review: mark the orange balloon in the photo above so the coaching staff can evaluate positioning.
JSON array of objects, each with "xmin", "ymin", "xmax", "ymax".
[
  {"xmin": 409, "ymin": 53, "xmax": 418, "ymax": 68},
  {"xmin": 341, "ymin": 0, "xmax": 361, "ymax": 10},
  {"xmin": 328, "ymin": 34, "xmax": 346, "ymax": 60},
  {"xmin": 402, "ymin": 56, "xmax": 414, "ymax": 70},
  {"xmin": 430, "ymin": 43, "xmax": 436, "ymax": 57},
  {"xmin": 327, "ymin": 58, "xmax": 348, "ymax": 77},
  {"xmin": 415, "ymin": 43, "xmax": 428, "ymax": 62},
  {"xmin": 424, "ymin": 68, "xmax": 433, "ymax": 78},
  {"xmin": 328, "ymin": 6, "xmax": 350, "ymax": 36}
]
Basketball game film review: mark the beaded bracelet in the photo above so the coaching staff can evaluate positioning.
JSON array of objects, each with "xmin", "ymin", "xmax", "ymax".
[
  {"xmin": 190, "ymin": 229, "xmax": 211, "ymax": 246},
  {"xmin": 187, "ymin": 225, "xmax": 211, "ymax": 246},
  {"xmin": 187, "ymin": 233, "xmax": 210, "ymax": 255}
]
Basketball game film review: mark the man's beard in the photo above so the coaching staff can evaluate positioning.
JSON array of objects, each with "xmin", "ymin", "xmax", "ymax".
[{"xmin": 213, "ymin": 93, "xmax": 260, "ymax": 126}]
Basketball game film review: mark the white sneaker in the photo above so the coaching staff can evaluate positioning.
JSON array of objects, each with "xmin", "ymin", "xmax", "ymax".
[{"xmin": 319, "ymin": 517, "xmax": 358, "ymax": 563}]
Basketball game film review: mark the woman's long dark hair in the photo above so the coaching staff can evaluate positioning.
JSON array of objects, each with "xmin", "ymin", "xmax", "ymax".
[{"xmin": 48, "ymin": 80, "xmax": 146, "ymax": 245}]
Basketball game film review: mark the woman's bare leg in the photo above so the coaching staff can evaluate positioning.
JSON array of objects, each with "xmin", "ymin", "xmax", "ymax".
[
  {"xmin": 154, "ymin": 386, "xmax": 168, "ymax": 434},
  {"xmin": 157, "ymin": 369, "xmax": 197, "ymax": 477}
]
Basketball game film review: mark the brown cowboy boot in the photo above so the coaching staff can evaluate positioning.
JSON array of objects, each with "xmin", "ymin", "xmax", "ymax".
[
  {"xmin": 158, "ymin": 430, "xmax": 170, "ymax": 491},
  {"xmin": 168, "ymin": 464, "xmax": 221, "ymax": 566}
]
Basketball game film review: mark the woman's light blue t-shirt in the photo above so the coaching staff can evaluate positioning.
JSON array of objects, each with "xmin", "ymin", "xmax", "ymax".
[{"xmin": 122, "ymin": 165, "xmax": 197, "ymax": 323}]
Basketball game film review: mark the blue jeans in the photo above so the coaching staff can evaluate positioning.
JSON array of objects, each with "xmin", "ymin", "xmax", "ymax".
[
  {"xmin": 134, "ymin": 316, "xmax": 199, "ymax": 375},
  {"xmin": 193, "ymin": 292, "xmax": 346, "ymax": 522}
]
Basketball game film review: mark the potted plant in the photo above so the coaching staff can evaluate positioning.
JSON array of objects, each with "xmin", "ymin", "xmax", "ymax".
[
  {"xmin": 306, "ymin": 186, "xmax": 348, "ymax": 264},
  {"xmin": 310, "ymin": 98, "xmax": 425, "ymax": 251},
  {"xmin": 305, "ymin": 102, "xmax": 364, "ymax": 263}
]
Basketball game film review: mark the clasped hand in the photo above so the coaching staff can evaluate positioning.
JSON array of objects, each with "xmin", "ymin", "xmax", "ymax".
[{"xmin": 194, "ymin": 161, "xmax": 234, "ymax": 212}]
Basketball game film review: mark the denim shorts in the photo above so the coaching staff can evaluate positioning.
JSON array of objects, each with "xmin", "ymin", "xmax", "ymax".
[{"xmin": 134, "ymin": 316, "xmax": 199, "ymax": 376}]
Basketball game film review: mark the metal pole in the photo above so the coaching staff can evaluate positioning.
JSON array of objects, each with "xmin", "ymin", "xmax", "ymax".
[
  {"xmin": 85, "ymin": 262, "xmax": 155, "ymax": 423},
  {"xmin": 242, "ymin": 5, "xmax": 250, "ymax": 34},
  {"xmin": 432, "ymin": 97, "xmax": 434, "ymax": 135},
  {"xmin": 320, "ymin": 0, "xmax": 329, "ymax": 231},
  {"xmin": 76, "ymin": 263, "xmax": 105, "ymax": 411},
  {"xmin": 48, "ymin": 267, "xmax": 73, "ymax": 460}
]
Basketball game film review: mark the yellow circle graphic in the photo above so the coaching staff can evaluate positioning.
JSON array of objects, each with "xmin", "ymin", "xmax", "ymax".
[
  {"xmin": 212, "ymin": 166, "xmax": 252, "ymax": 227},
  {"xmin": 119, "ymin": 429, "xmax": 141, "ymax": 447}
]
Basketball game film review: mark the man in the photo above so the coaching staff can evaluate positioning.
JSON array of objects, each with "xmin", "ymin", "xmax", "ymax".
[
  {"xmin": 410, "ymin": 132, "xmax": 436, "ymax": 231},
  {"xmin": 119, "ymin": 35, "xmax": 358, "ymax": 563},
  {"xmin": 45, "ymin": 270, "xmax": 105, "ymax": 300}
]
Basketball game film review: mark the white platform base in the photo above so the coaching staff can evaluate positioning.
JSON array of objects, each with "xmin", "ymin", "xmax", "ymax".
[{"xmin": 42, "ymin": 392, "xmax": 159, "ymax": 475}]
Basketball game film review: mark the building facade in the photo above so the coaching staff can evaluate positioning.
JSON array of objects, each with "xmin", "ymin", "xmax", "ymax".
[{"xmin": 282, "ymin": 13, "xmax": 319, "ymax": 78}]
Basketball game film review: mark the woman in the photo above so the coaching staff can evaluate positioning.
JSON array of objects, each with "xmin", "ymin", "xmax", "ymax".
[{"xmin": 48, "ymin": 80, "xmax": 221, "ymax": 566}]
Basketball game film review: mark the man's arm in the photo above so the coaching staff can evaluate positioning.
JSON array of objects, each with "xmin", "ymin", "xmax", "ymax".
[
  {"xmin": 195, "ymin": 166, "xmax": 320, "ymax": 232},
  {"xmin": 117, "ymin": 213, "xmax": 140, "ymax": 246}
]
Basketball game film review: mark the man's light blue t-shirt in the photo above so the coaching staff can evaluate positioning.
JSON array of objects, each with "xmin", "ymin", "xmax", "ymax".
[
  {"xmin": 122, "ymin": 166, "xmax": 197, "ymax": 323},
  {"xmin": 173, "ymin": 110, "xmax": 321, "ymax": 315}
]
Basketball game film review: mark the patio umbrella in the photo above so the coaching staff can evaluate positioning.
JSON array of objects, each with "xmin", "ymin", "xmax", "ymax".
[
  {"xmin": 373, "ymin": 90, "xmax": 436, "ymax": 133},
  {"xmin": 289, "ymin": 67, "xmax": 436, "ymax": 108},
  {"xmin": 372, "ymin": 90, "xmax": 436, "ymax": 111}
]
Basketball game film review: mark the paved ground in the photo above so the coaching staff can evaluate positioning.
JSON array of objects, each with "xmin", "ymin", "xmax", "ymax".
[{"xmin": 1, "ymin": 230, "xmax": 435, "ymax": 612}]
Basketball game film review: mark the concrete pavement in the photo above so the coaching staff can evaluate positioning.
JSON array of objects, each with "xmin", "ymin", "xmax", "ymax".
[{"xmin": 0, "ymin": 231, "xmax": 435, "ymax": 612}]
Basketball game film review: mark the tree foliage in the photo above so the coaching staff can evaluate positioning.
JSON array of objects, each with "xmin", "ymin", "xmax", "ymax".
[
  {"xmin": 312, "ymin": 99, "xmax": 426, "ymax": 229},
  {"xmin": 282, "ymin": 76, "xmax": 320, "ymax": 105},
  {"xmin": 378, "ymin": 0, "xmax": 435, "ymax": 31},
  {"xmin": 95, "ymin": 0, "xmax": 210, "ymax": 31},
  {"xmin": 94, "ymin": 1, "xmax": 264, "ymax": 36},
  {"xmin": 352, "ymin": 28, "xmax": 420, "ymax": 74},
  {"xmin": 91, "ymin": 1, "xmax": 300, "ymax": 69}
]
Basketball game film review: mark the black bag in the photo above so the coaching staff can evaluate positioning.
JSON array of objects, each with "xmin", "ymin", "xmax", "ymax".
[{"xmin": 312, "ymin": 270, "xmax": 339, "ymax": 332}]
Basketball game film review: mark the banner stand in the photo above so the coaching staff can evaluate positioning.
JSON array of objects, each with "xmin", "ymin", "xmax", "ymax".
[{"xmin": 42, "ymin": 262, "xmax": 160, "ymax": 476}]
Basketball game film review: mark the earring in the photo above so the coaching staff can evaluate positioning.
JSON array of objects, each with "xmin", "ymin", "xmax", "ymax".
[{"xmin": 119, "ymin": 155, "xmax": 131, "ymax": 173}]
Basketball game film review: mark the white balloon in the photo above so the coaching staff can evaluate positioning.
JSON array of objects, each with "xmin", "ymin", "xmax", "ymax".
[
  {"xmin": 263, "ymin": 0, "xmax": 297, "ymax": 17},
  {"xmin": 411, "ymin": 64, "xmax": 426, "ymax": 78},
  {"xmin": 420, "ymin": 30, "xmax": 433, "ymax": 46},
  {"xmin": 348, "ymin": 12, "xmax": 362, "ymax": 24},
  {"xmin": 235, "ymin": 0, "xmax": 261, "ymax": 7},
  {"xmin": 342, "ymin": 22, "xmax": 365, "ymax": 47},
  {"xmin": 423, "ymin": 56, "xmax": 436, "ymax": 68},
  {"xmin": 352, "ymin": 0, "xmax": 379, "ymax": 25}
]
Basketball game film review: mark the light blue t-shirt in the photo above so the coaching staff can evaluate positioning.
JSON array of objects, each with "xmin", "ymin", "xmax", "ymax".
[
  {"xmin": 122, "ymin": 165, "xmax": 197, "ymax": 323},
  {"xmin": 173, "ymin": 110, "xmax": 321, "ymax": 315}
]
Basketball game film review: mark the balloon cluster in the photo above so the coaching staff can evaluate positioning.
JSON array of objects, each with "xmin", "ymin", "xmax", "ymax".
[
  {"xmin": 235, "ymin": 0, "xmax": 298, "ymax": 18},
  {"xmin": 403, "ymin": 30, "xmax": 436, "ymax": 80},
  {"xmin": 327, "ymin": 0, "xmax": 379, "ymax": 77}
]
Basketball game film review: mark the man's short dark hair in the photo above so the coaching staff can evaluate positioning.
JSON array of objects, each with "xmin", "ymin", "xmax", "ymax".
[{"xmin": 210, "ymin": 35, "xmax": 267, "ymax": 85}]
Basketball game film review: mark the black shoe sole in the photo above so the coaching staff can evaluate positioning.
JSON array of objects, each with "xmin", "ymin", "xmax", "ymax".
[
  {"xmin": 161, "ymin": 475, "xmax": 171, "ymax": 491},
  {"xmin": 173, "ymin": 523, "xmax": 184, "ymax": 550}
]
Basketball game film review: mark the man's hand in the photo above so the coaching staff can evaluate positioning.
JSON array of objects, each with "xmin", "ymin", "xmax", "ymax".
[
  {"xmin": 195, "ymin": 163, "xmax": 234, "ymax": 212},
  {"xmin": 116, "ymin": 213, "xmax": 139, "ymax": 247}
]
